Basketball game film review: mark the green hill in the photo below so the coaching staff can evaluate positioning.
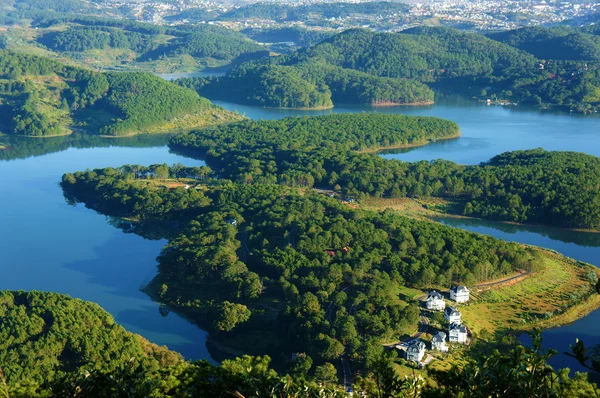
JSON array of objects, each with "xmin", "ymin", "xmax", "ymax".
[
  {"xmin": 0, "ymin": 50, "xmax": 241, "ymax": 137},
  {"xmin": 1, "ymin": 17, "xmax": 267, "ymax": 72},
  {"xmin": 489, "ymin": 26, "xmax": 600, "ymax": 61},
  {"xmin": 182, "ymin": 27, "xmax": 534, "ymax": 108},
  {"xmin": 185, "ymin": 26, "xmax": 600, "ymax": 113},
  {"xmin": 293, "ymin": 27, "xmax": 536, "ymax": 81}
]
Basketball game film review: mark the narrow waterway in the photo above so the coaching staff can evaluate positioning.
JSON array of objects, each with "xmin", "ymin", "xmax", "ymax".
[{"xmin": 1, "ymin": 94, "xmax": 599, "ymax": 367}]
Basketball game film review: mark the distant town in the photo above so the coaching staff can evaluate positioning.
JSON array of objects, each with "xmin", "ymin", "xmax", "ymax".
[{"xmin": 91, "ymin": 0, "xmax": 600, "ymax": 31}]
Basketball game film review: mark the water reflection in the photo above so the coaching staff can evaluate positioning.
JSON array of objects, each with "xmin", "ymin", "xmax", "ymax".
[
  {"xmin": 0, "ymin": 133, "xmax": 172, "ymax": 161},
  {"xmin": 434, "ymin": 216, "xmax": 600, "ymax": 249}
]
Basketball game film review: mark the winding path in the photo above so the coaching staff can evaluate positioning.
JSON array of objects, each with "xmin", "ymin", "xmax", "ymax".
[{"xmin": 474, "ymin": 270, "xmax": 531, "ymax": 290}]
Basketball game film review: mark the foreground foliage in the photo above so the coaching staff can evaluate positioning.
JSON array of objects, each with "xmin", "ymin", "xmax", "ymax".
[
  {"xmin": 1, "ymin": 306, "xmax": 599, "ymax": 398},
  {"xmin": 0, "ymin": 291, "xmax": 181, "ymax": 386}
]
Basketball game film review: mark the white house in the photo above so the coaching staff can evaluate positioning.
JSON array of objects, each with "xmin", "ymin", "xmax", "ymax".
[
  {"xmin": 405, "ymin": 340, "xmax": 426, "ymax": 362},
  {"xmin": 449, "ymin": 324, "xmax": 468, "ymax": 344},
  {"xmin": 431, "ymin": 331, "xmax": 448, "ymax": 352},
  {"xmin": 450, "ymin": 285, "xmax": 470, "ymax": 303},
  {"xmin": 426, "ymin": 290, "xmax": 446, "ymax": 311},
  {"xmin": 444, "ymin": 306, "xmax": 461, "ymax": 325}
]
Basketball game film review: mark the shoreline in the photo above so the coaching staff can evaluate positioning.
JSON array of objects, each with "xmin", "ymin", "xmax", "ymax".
[
  {"xmin": 13, "ymin": 131, "xmax": 73, "ymax": 139},
  {"xmin": 98, "ymin": 117, "xmax": 242, "ymax": 138},
  {"xmin": 357, "ymin": 131, "xmax": 461, "ymax": 154},
  {"xmin": 366, "ymin": 196, "xmax": 600, "ymax": 235},
  {"xmin": 268, "ymin": 105, "xmax": 334, "ymax": 110},
  {"xmin": 536, "ymin": 293, "xmax": 600, "ymax": 330},
  {"xmin": 370, "ymin": 100, "xmax": 435, "ymax": 107},
  {"xmin": 430, "ymin": 211, "xmax": 600, "ymax": 234}
]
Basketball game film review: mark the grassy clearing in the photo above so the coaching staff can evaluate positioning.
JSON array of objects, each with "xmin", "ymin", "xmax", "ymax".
[
  {"xmin": 397, "ymin": 250, "xmax": 599, "ymax": 337},
  {"xmin": 95, "ymin": 107, "xmax": 244, "ymax": 137},
  {"xmin": 361, "ymin": 197, "xmax": 453, "ymax": 221},
  {"xmin": 130, "ymin": 107, "xmax": 244, "ymax": 135},
  {"xmin": 462, "ymin": 250, "xmax": 599, "ymax": 334},
  {"xmin": 359, "ymin": 197, "xmax": 600, "ymax": 336},
  {"xmin": 74, "ymin": 105, "xmax": 243, "ymax": 137}
]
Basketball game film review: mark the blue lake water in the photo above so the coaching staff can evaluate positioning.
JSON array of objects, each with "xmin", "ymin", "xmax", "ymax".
[
  {"xmin": 214, "ymin": 97, "xmax": 600, "ymax": 165},
  {"xmin": 1, "ymin": 96, "xmax": 600, "ymax": 368},
  {"xmin": 0, "ymin": 143, "xmax": 211, "ymax": 360}
]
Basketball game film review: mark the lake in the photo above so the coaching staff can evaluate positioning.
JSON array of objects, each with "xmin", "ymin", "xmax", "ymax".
[
  {"xmin": 214, "ymin": 96, "xmax": 600, "ymax": 165},
  {"xmin": 1, "ymin": 96, "xmax": 600, "ymax": 367}
]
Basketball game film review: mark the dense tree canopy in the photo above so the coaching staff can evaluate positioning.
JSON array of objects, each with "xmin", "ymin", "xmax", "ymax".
[
  {"xmin": 26, "ymin": 17, "xmax": 268, "ymax": 71},
  {"xmin": 2, "ymin": 328, "xmax": 599, "ymax": 397},
  {"xmin": 192, "ymin": 26, "xmax": 599, "ymax": 112},
  {"xmin": 489, "ymin": 25, "xmax": 600, "ymax": 62},
  {"xmin": 39, "ymin": 25, "xmax": 156, "ymax": 53},
  {"xmin": 242, "ymin": 26, "xmax": 334, "ymax": 48},
  {"xmin": 178, "ymin": 61, "xmax": 435, "ymax": 108},
  {"xmin": 61, "ymin": 166, "xmax": 535, "ymax": 365}
]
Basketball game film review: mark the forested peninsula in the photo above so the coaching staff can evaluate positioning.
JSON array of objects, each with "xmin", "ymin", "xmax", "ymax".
[
  {"xmin": 61, "ymin": 169, "xmax": 600, "ymax": 371},
  {"xmin": 60, "ymin": 114, "xmax": 600, "ymax": 377},
  {"xmin": 169, "ymin": 115, "xmax": 600, "ymax": 230},
  {"xmin": 0, "ymin": 50, "xmax": 241, "ymax": 137}
]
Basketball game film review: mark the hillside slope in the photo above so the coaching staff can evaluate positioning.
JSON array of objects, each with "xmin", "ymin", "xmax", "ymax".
[
  {"xmin": 0, "ymin": 50, "xmax": 241, "ymax": 137},
  {"xmin": 185, "ymin": 27, "xmax": 600, "ymax": 113}
]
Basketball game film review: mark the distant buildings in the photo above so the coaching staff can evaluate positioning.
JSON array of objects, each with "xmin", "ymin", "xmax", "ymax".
[
  {"xmin": 426, "ymin": 290, "xmax": 446, "ymax": 311},
  {"xmin": 450, "ymin": 285, "xmax": 470, "ymax": 303}
]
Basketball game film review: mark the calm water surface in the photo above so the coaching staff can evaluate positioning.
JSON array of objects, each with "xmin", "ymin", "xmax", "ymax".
[
  {"xmin": 214, "ymin": 97, "xmax": 600, "ymax": 165},
  {"xmin": 1, "ymin": 96, "xmax": 600, "ymax": 367},
  {"xmin": 0, "ymin": 143, "xmax": 211, "ymax": 360}
]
